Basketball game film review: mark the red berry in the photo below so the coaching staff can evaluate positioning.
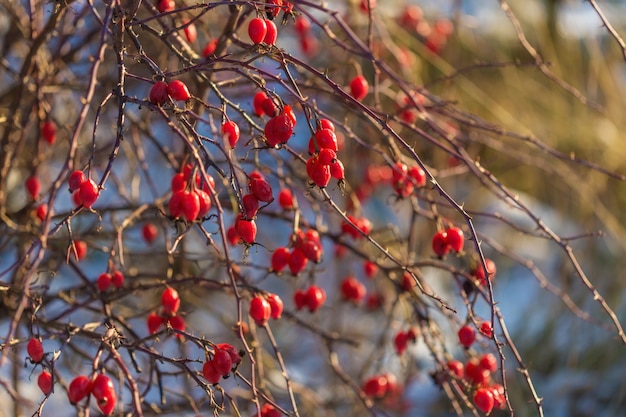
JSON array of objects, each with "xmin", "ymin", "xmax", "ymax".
[
  {"xmin": 330, "ymin": 159, "xmax": 345, "ymax": 180},
  {"xmin": 458, "ymin": 325, "xmax": 476, "ymax": 348},
  {"xmin": 35, "ymin": 204, "xmax": 48, "ymax": 222},
  {"xmin": 249, "ymin": 295, "xmax": 271, "ymax": 326},
  {"xmin": 479, "ymin": 353, "xmax": 498, "ymax": 373},
  {"xmin": 271, "ymin": 247, "xmax": 290, "ymax": 272},
  {"xmin": 283, "ymin": 105, "xmax": 297, "ymax": 126},
  {"xmin": 161, "ymin": 287, "xmax": 181, "ymax": 316},
  {"xmin": 490, "ymin": 383, "xmax": 506, "ymax": 410},
  {"xmin": 262, "ymin": 97, "xmax": 278, "ymax": 117},
  {"xmin": 359, "ymin": 0, "xmax": 376, "ymax": 13},
  {"xmin": 157, "ymin": 0, "xmax": 175, "ymax": 13},
  {"xmin": 446, "ymin": 359, "xmax": 464, "ymax": 378},
  {"xmin": 180, "ymin": 190, "xmax": 200, "ymax": 222},
  {"xmin": 294, "ymin": 16, "xmax": 310, "ymax": 35},
  {"xmin": 25, "ymin": 176, "xmax": 41, "ymax": 200},
  {"xmin": 277, "ymin": 188, "xmax": 295, "ymax": 210},
  {"xmin": 479, "ymin": 321, "xmax": 493, "ymax": 338},
  {"xmin": 68, "ymin": 375, "xmax": 92, "ymax": 404},
  {"xmin": 73, "ymin": 240, "xmax": 88, "ymax": 261},
  {"xmin": 306, "ymin": 155, "xmax": 331, "ymax": 188},
  {"xmin": 203, "ymin": 360, "xmax": 222, "ymax": 384},
  {"xmin": 215, "ymin": 343, "xmax": 242, "ymax": 365},
  {"xmin": 394, "ymin": 331, "xmax": 409, "ymax": 355},
  {"xmin": 306, "ymin": 285, "xmax": 326, "ymax": 312},
  {"xmin": 408, "ymin": 165, "xmax": 426, "ymax": 187},
  {"xmin": 169, "ymin": 190, "xmax": 185, "ymax": 219},
  {"xmin": 68, "ymin": 170, "xmax": 86, "ymax": 193},
  {"xmin": 309, "ymin": 128, "xmax": 338, "ymax": 153},
  {"xmin": 445, "ymin": 227, "xmax": 464, "ymax": 253},
  {"xmin": 38, "ymin": 371, "xmax": 52, "ymax": 395},
  {"xmin": 474, "ymin": 258, "xmax": 497, "ymax": 285},
  {"xmin": 364, "ymin": 260, "xmax": 378, "ymax": 278},
  {"xmin": 253, "ymin": 91, "xmax": 268, "ymax": 116},
  {"xmin": 474, "ymin": 387, "xmax": 495, "ymax": 414},
  {"xmin": 78, "ymin": 178, "xmax": 99, "ymax": 208},
  {"xmin": 203, "ymin": 38, "xmax": 218, "ymax": 57},
  {"xmin": 41, "ymin": 120, "xmax": 57, "ymax": 145},
  {"xmin": 149, "ymin": 81, "xmax": 169, "ymax": 106},
  {"xmin": 266, "ymin": 293, "xmax": 284, "ymax": 319},
  {"xmin": 465, "ymin": 357, "xmax": 490, "ymax": 386},
  {"xmin": 142, "ymin": 223, "xmax": 158, "ymax": 244},
  {"xmin": 265, "ymin": 114, "xmax": 294, "ymax": 146},
  {"xmin": 263, "ymin": 19, "xmax": 278, "ymax": 45},
  {"xmin": 235, "ymin": 215, "xmax": 257, "ymax": 244},
  {"xmin": 340, "ymin": 276, "xmax": 366, "ymax": 304},
  {"xmin": 226, "ymin": 225, "xmax": 240, "ymax": 245},
  {"xmin": 242, "ymin": 194, "xmax": 259, "ymax": 219},
  {"xmin": 349, "ymin": 75, "xmax": 369, "ymax": 101},
  {"xmin": 288, "ymin": 247, "xmax": 308, "ymax": 275},
  {"xmin": 183, "ymin": 20, "xmax": 197, "ymax": 43},
  {"xmin": 196, "ymin": 189, "xmax": 212, "ymax": 218},
  {"xmin": 431, "ymin": 230, "xmax": 450, "ymax": 257},
  {"xmin": 261, "ymin": 403, "xmax": 281, "ymax": 417},
  {"xmin": 171, "ymin": 172, "xmax": 186, "ymax": 192},
  {"xmin": 362, "ymin": 374, "xmax": 388, "ymax": 398},
  {"xmin": 167, "ymin": 80, "xmax": 191, "ymax": 102},
  {"xmin": 167, "ymin": 315, "xmax": 185, "ymax": 334},
  {"xmin": 147, "ymin": 312, "xmax": 164, "ymax": 334},
  {"xmin": 248, "ymin": 18, "xmax": 268, "ymax": 45},
  {"xmin": 294, "ymin": 289, "xmax": 307, "ymax": 310},
  {"xmin": 27, "ymin": 338, "xmax": 44, "ymax": 363},
  {"xmin": 111, "ymin": 270, "xmax": 124, "ymax": 289},
  {"xmin": 401, "ymin": 271, "xmax": 416, "ymax": 291},
  {"xmin": 97, "ymin": 272, "xmax": 112, "ymax": 292},
  {"xmin": 221, "ymin": 120, "xmax": 240, "ymax": 148},
  {"xmin": 212, "ymin": 347, "xmax": 233, "ymax": 375},
  {"xmin": 92, "ymin": 374, "xmax": 117, "ymax": 415},
  {"xmin": 248, "ymin": 173, "xmax": 273, "ymax": 202}
]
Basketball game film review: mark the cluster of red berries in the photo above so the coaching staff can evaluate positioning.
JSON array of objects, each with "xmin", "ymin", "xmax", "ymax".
[
  {"xmin": 391, "ymin": 161, "xmax": 426, "ymax": 197},
  {"xmin": 248, "ymin": 17, "xmax": 278, "ymax": 46},
  {"xmin": 431, "ymin": 226, "xmax": 465, "ymax": 257},
  {"xmin": 149, "ymin": 79, "xmax": 191, "ymax": 106},
  {"xmin": 202, "ymin": 343, "xmax": 242, "ymax": 384},
  {"xmin": 68, "ymin": 170, "xmax": 100, "ymax": 208},
  {"xmin": 393, "ymin": 327, "xmax": 419, "ymax": 355},
  {"xmin": 147, "ymin": 288, "xmax": 185, "ymax": 337},
  {"xmin": 168, "ymin": 164, "xmax": 214, "ymax": 222},
  {"xmin": 264, "ymin": 104, "xmax": 297, "ymax": 147},
  {"xmin": 293, "ymin": 285, "xmax": 326, "ymax": 313},
  {"xmin": 68, "ymin": 373, "xmax": 116, "ymax": 415},
  {"xmin": 306, "ymin": 124, "xmax": 345, "ymax": 187},
  {"xmin": 97, "ymin": 269, "xmax": 124, "ymax": 292},
  {"xmin": 271, "ymin": 228, "xmax": 322, "ymax": 275},
  {"xmin": 397, "ymin": 5, "xmax": 454, "ymax": 55},
  {"xmin": 249, "ymin": 293, "xmax": 283, "ymax": 326},
  {"xmin": 447, "ymin": 353, "xmax": 505, "ymax": 413}
]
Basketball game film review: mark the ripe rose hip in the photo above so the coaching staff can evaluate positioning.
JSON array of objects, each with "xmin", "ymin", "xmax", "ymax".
[
  {"xmin": 249, "ymin": 295, "xmax": 271, "ymax": 326},
  {"xmin": 294, "ymin": 16, "xmax": 310, "ymax": 35},
  {"xmin": 253, "ymin": 91, "xmax": 268, "ymax": 116},
  {"xmin": 27, "ymin": 338, "xmax": 44, "ymax": 363},
  {"xmin": 68, "ymin": 375, "xmax": 92, "ymax": 404},
  {"xmin": 362, "ymin": 374, "xmax": 388, "ymax": 398},
  {"xmin": 248, "ymin": 173, "xmax": 273, "ymax": 202},
  {"xmin": 78, "ymin": 178, "xmax": 99, "ymax": 208},
  {"xmin": 161, "ymin": 287, "xmax": 181, "ymax": 316},
  {"xmin": 479, "ymin": 321, "xmax": 493, "ymax": 338},
  {"xmin": 183, "ymin": 20, "xmax": 197, "ymax": 43},
  {"xmin": 340, "ymin": 276, "xmax": 366, "ymax": 304},
  {"xmin": 215, "ymin": 343, "xmax": 242, "ymax": 365},
  {"xmin": 445, "ymin": 226, "xmax": 464, "ymax": 253},
  {"xmin": 431, "ymin": 230, "xmax": 450, "ymax": 257},
  {"xmin": 474, "ymin": 258, "xmax": 497, "ymax": 285},
  {"xmin": 458, "ymin": 325, "xmax": 476, "ymax": 348},
  {"xmin": 167, "ymin": 315, "xmax": 185, "ymax": 336},
  {"xmin": 142, "ymin": 223, "xmax": 158, "ymax": 244},
  {"xmin": 180, "ymin": 190, "xmax": 201, "ymax": 222},
  {"xmin": 394, "ymin": 331, "xmax": 409, "ymax": 355},
  {"xmin": 167, "ymin": 80, "xmax": 191, "ymax": 102},
  {"xmin": 288, "ymin": 247, "xmax": 308, "ymax": 275},
  {"xmin": 212, "ymin": 347, "xmax": 233, "ymax": 375},
  {"xmin": 349, "ymin": 75, "xmax": 369, "ymax": 101},
  {"xmin": 149, "ymin": 81, "xmax": 169, "ymax": 106},
  {"xmin": 147, "ymin": 312, "xmax": 164, "ymax": 334},
  {"xmin": 202, "ymin": 360, "xmax": 221, "ymax": 384},
  {"xmin": 41, "ymin": 120, "xmax": 57, "ymax": 145},
  {"xmin": 263, "ymin": 19, "xmax": 278, "ymax": 45},
  {"xmin": 111, "ymin": 270, "xmax": 124, "ymax": 289},
  {"xmin": 465, "ymin": 357, "xmax": 490, "ymax": 385},
  {"xmin": 203, "ymin": 38, "xmax": 218, "ymax": 57},
  {"xmin": 221, "ymin": 120, "xmax": 240, "ymax": 148},
  {"xmin": 479, "ymin": 353, "xmax": 498, "ymax": 373},
  {"xmin": 235, "ymin": 215, "xmax": 257, "ymax": 244},
  {"xmin": 446, "ymin": 359, "xmax": 464, "ymax": 378},
  {"xmin": 35, "ymin": 204, "xmax": 48, "ymax": 222},
  {"xmin": 278, "ymin": 188, "xmax": 295, "ymax": 210},
  {"xmin": 266, "ymin": 293, "xmax": 284, "ymax": 319},
  {"xmin": 97, "ymin": 272, "xmax": 112, "ymax": 292},
  {"xmin": 474, "ymin": 387, "xmax": 495, "ymax": 414},
  {"xmin": 364, "ymin": 260, "xmax": 378, "ymax": 278},
  {"xmin": 248, "ymin": 18, "xmax": 267, "ymax": 45},
  {"xmin": 271, "ymin": 247, "xmax": 290, "ymax": 272},
  {"xmin": 73, "ymin": 240, "xmax": 88, "ymax": 261},
  {"xmin": 306, "ymin": 285, "xmax": 326, "ymax": 312},
  {"xmin": 38, "ymin": 370, "xmax": 52, "ymax": 395},
  {"xmin": 92, "ymin": 374, "xmax": 116, "ymax": 415},
  {"xmin": 157, "ymin": 0, "xmax": 175, "ymax": 13},
  {"xmin": 25, "ymin": 176, "xmax": 41, "ymax": 200}
]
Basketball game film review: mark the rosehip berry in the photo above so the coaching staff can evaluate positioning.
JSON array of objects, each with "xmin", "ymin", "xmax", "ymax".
[
  {"xmin": 161, "ymin": 287, "xmax": 181, "ymax": 316},
  {"xmin": 68, "ymin": 375, "xmax": 92, "ymax": 404},
  {"xmin": 364, "ymin": 260, "xmax": 378, "ymax": 278},
  {"xmin": 330, "ymin": 159, "xmax": 345, "ymax": 180},
  {"xmin": 294, "ymin": 16, "xmax": 310, "ymax": 35},
  {"xmin": 179, "ymin": 190, "xmax": 201, "ymax": 222},
  {"xmin": 149, "ymin": 81, "xmax": 169, "ymax": 106},
  {"xmin": 27, "ymin": 338, "xmax": 44, "ymax": 363},
  {"xmin": 278, "ymin": 188, "xmax": 295, "ymax": 210},
  {"xmin": 306, "ymin": 285, "xmax": 326, "ymax": 312},
  {"xmin": 147, "ymin": 312, "xmax": 164, "ymax": 334},
  {"xmin": 362, "ymin": 375, "xmax": 388, "ymax": 398},
  {"xmin": 479, "ymin": 321, "xmax": 493, "ymax": 338},
  {"xmin": 271, "ymin": 247, "xmax": 291, "ymax": 272},
  {"xmin": 253, "ymin": 91, "xmax": 268, "ymax": 116},
  {"xmin": 25, "ymin": 176, "xmax": 41, "ymax": 200},
  {"xmin": 479, "ymin": 353, "xmax": 498, "ymax": 373},
  {"xmin": 249, "ymin": 295, "xmax": 271, "ymax": 326},
  {"xmin": 156, "ymin": 0, "xmax": 175, "ymax": 13},
  {"xmin": 92, "ymin": 374, "xmax": 116, "ymax": 415},
  {"xmin": 73, "ymin": 240, "xmax": 88, "ymax": 261},
  {"xmin": 97, "ymin": 272, "xmax": 112, "ymax": 292},
  {"xmin": 167, "ymin": 315, "xmax": 185, "ymax": 336},
  {"xmin": 203, "ymin": 38, "xmax": 218, "ymax": 57},
  {"xmin": 394, "ymin": 331, "xmax": 409, "ymax": 355},
  {"xmin": 35, "ymin": 204, "xmax": 48, "ymax": 222},
  {"xmin": 474, "ymin": 258, "xmax": 497, "ymax": 285},
  {"xmin": 202, "ymin": 360, "xmax": 221, "ymax": 384},
  {"xmin": 167, "ymin": 80, "xmax": 191, "ymax": 102},
  {"xmin": 222, "ymin": 120, "xmax": 240, "ymax": 148},
  {"xmin": 340, "ymin": 276, "xmax": 366, "ymax": 304},
  {"xmin": 262, "ymin": 96, "xmax": 278, "ymax": 117},
  {"xmin": 288, "ymin": 247, "xmax": 308, "ymax": 275},
  {"xmin": 41, "ymin": 120, "xmax": 57, "ymax": 145},
  {"xmin": 77, "ymin": 178, "xmax": 99, "ymax": 208},
  {"xmin": 431, "ymin": 230, "xmax": 450, "ymax": 257},
  {"xmin": 196, "ymin": 189, "xmax": 212, "ymax": 218},
  {"xmin": 111, "ymin": 270, "xmax": 124, "ymax": 289},
  {"xmin": 349, "ymin": 75, "xmax": 369, "ymax": 101},
  {"xmin": 248, "ymin": 173, "xmax": 273, "ymax": 202},
  {"xmin": 261, "ymin": 403, "xmax": 281, "ymax": 417},
  {"xmin": 226, "ymin": 225, "xmax": 240, "ymax": 245},
  {"xmin": 38, "ymin": 370, "xmax": 52, "ymax": 395},
  {"xmin": 458, "ymin": 325, "xmax": 476, "ymax": 348},
  {"xmin": 248, "ymin": 18, "xmax": 268, "ymax": 45},
  {"xmin": 490, "ymin": 383, "xmax": 506, "ymax": 410},
  {"xmin": 264, "ymin": 114, "xmax": 294, "ymax": 146},
  {"xmin": 212, "ymin": 347, "xmax": 233, "ymax": 376},
  {"xmin": 445, "ymin": 226, "xmax": 464, "ymax": 253},
  {"xmin": 401, "ymin": 271, "xmax": 417, "ymax": 291},
  {"xmin": 266, "ymin": 293, "xmax": 284, "ymax": 319},
  {"xmin": 183, "ymin": 20, "xmax": 197, "ymax": 43},
  {"xmin": 235, "ymin": 215, "xmax": 257, "ymax": 244},
  {"xmin": 215, "ymin": 343, "xmax": 242, "ymax": 365},
  {"xmin": 408, "ymin": 165, "xmax": 426, "ymax": 187},
  {"xmin": 263, "ymin": 19, "xmax": 278, "ymax": 45},
  {"xmin": 473, "ymin": 387, "xmax": 495, "ymax": 414},
  {"xmin": 309, "ymin": 128, "xmax": 338, "ymax": 153},
  {"xmin": 446, "ymin": 360, "xmax": 464, "ymax": 378},
  {"xmin": 142, "ymin": 223, "xmax": 158, "ymax": 244}
]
